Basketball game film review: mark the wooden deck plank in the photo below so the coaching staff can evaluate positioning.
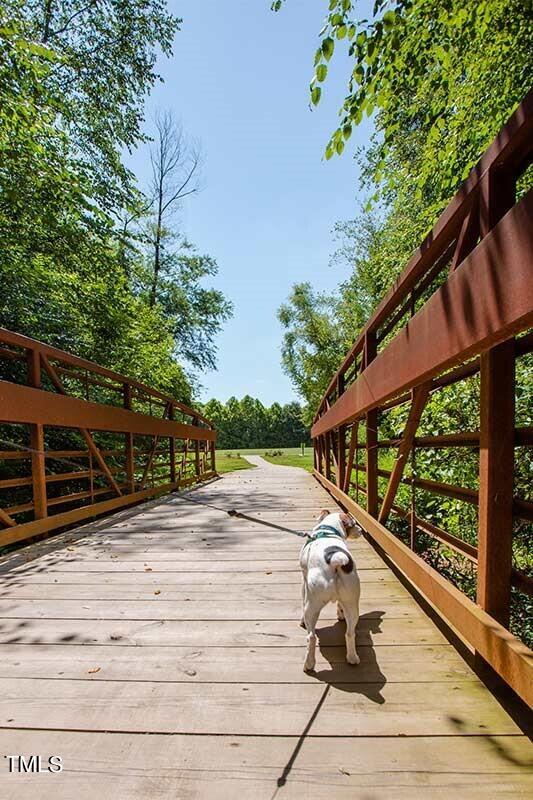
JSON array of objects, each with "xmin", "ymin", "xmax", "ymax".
[
  {"xmin": 0, "ymin": 643, "xmax": 474, "ymax": 684},
  {"xmin": 1, "ymin": 731, "xmax": 532, "ymax": 800},
  {"xmin": 0, "ymin": 568, "xmax": 397, "ymax": 584},
  {"xmin": 0, "ymin": 580, "xmax": 411, "ymax": 600},
  {"xmin": 3, "ymin": 558, "xmax": 386, "ymax": 573},
  {"xmin": 0, "ymin": 677, "xmax": 521, "ymax": 735},
  {"xmin": 0, "ymin": 597, "xmax": 423, "ymax": 620},
  {"xmin": 0, "ymin": 616, "xmax": 448, "ymax": 646},
  {"xmin": 0, "ymin": 460, "xmax": 531, "ymax": 798}
]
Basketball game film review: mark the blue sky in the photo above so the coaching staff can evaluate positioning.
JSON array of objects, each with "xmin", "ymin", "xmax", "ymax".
[{"xmin": 128, "ymin": 0, "xmax": 374, "ymax": 405}]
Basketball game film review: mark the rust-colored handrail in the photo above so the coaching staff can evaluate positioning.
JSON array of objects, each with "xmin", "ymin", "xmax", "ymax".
[
  {"xmin": 0, "ymin": 331, "xmax": 217, "ymax": 547},
  {"xmin": 312, "ymin": 94, "xmax": 533, "ymax": 707},
  {"xmin": 0, "ymin": 327, "xmax": 215, "ymax": 428}
]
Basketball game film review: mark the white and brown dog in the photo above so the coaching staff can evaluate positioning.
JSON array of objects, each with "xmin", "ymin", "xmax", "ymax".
[{"xmin": 300, "ymin": 509, "xmax": 362, "ymax": 672}]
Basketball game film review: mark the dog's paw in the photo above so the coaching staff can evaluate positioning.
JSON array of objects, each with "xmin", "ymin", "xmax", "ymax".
[
  {"xmin": 303, "ymin": 661, "xmax": 315, "ymax": 672},
  {"xmin": 346, "ymin": 653, "xmax": 360, "ymax": 665},
  {"xmin": 299, "ymin": 618, "xmax": 306, "ymax": 629}
]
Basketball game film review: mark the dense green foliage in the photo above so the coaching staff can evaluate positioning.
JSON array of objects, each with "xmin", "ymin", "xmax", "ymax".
[
  {"xmin": 277, "ymin": 1, "xmax": 532, "ymax": 417},
  {"xmin": 0, "ymin": 0, "xmax": 231, "ymax": 401},
  {"xmin": 276, "ymin": 0, "xmax": 532, "ymax": 200},
  {"xmin": 203, "ymin": 397, "xmax": 309, "ymax": 449},
  {"xmin": 275, "ymin": 0, "xmax": 532, "ymax": 643}
]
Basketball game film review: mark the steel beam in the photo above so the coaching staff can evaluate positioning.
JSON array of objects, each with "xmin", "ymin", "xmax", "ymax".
[
  {"xmin": 312, "ymin": 190, "xmax": 533, "ymax": 438},
  {"xmin": 0, "ymin": 381, "xmax": 216, "ymax": 442}
]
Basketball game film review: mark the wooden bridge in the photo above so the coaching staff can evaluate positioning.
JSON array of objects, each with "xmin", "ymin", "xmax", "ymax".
[
  {"xmin": 0, "ymin": 97, "xmax": 532, "ymax": 795},
  {"xmin": 0, "ymin": 459, "xmax": 532, "ymax": 798}
]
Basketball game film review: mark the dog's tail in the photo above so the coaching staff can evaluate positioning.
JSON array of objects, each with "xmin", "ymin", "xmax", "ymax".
[{"xmin": 323, "ymin": 545, "xmax": 353, "ymax": 574}]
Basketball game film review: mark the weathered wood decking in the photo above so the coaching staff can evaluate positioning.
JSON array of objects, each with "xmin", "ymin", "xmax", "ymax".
[{"xmin": 0, "ymin": 458, "xmax": 531, "ymax": 798}]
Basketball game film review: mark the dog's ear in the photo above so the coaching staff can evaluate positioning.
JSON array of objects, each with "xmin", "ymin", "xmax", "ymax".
[
  {"xmin": 340, "ymin": 512, "xmax": 362, "ymax": 538},
  {"xmin": 317, "ymin": 509, "xmax": 330, "ymax": 522}
]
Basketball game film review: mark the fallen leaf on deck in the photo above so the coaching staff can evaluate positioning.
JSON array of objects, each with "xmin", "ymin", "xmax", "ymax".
[{"xmin": 87, "ymin": 666, "xmax": 101, "ymax": 674}]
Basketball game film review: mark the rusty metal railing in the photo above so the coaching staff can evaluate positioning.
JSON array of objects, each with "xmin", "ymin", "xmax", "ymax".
[
  {"xmin": 0, "ymin": 329, "xmax": 216, "ymax": 547},
  {"xmin": 312, "ymin": 92, "xmax": 533, "ymax": 706}
]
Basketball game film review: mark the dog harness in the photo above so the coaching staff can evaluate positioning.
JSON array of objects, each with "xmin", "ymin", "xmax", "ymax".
[{"xmin": 303, "ymin": 524, "xmax": 345, "ymax": 547}]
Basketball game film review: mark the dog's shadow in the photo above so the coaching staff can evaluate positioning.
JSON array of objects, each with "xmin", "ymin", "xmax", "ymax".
[{"xmin": 310, "ymin": 611, "xmax": 387, "ymax": 704}]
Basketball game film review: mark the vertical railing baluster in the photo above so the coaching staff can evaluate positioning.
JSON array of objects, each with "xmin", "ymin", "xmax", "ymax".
[
  {"xmin": 337, "ymin": 374, "xmax": 346, "ymax": 490},
  {"xmin": 123, "ymin": 383, "xmax": 135, "ymax": 494},
  {"xmin": 325, "ymin": 431, "xmax": 332, "ymax": 481},
  {"xmin": 476, "ymin": 167, "xmax": 515, "ymax": 629},
  {"xmin": 168, "ymin": 404, "xmax": 176, "ymax": 485},
  {"xmin": 365, "ymin": 331, "xmax": 378, "ymax": 518},
  {"xmin": 193, "ymin": 417, "xmax": 200, "ymax": 479},
  {"xmin": 410, "ymin": 445, "xmax": 416, "ymax": 551},
  {"xmin": 89, "ymin": 450, "xmax": 94, "ymax": 505},
  {"xmin": 477, "ymin": 341, "xmax": 515, "ymax": 627},
  {"xmin": 27, "ymin": 348, "xmax": 47, "ymax": 519},
  {"xmin": 210, "ymin": 438, "xmax": 216, "ymax": 473}
]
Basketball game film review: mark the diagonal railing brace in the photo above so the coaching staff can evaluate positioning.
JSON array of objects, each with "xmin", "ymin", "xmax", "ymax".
[
  {"xmin": 378, "ymin": 382, "xmax": 431, "ymax": 525},
  {"xmin": 40, "ymin": 354, "xmax": 122, "ymax": 497}
]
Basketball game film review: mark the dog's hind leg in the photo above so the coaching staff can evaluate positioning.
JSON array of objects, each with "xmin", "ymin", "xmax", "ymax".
[
  {"xmin": 299, "ymin": 580, "xmax": 307, "ymax": 628},
  {"xmin": 303, "ymin": 600, "xmax": 321, "ymax": 672},
  {"xmin": 343, "ymin": 604, "xmax": 360, "ymax": 665},
  {"xmin": 336, "ymin": 601, "xmax": 345, "ymax": 621}
]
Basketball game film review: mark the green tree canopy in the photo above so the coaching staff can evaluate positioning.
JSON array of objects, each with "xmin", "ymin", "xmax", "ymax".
[
  {"xmin": 275, "ymin": 0, "xmax": 531, "ymax": 418},
  {"xmin": 202, "ymin": 396, "xmax": 309, "ymax": 449},
  {"xmin": 0, "ymin": 1, "xmax": 232, "ymax": 402},
  {"xmin": 275, "ymin": 0, "xmax": 532, "ymax": 206}
]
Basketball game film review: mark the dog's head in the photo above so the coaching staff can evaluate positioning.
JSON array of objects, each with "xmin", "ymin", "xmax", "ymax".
[{"xmin": 316, "ymin": 508, "xmax": 363, "ymax": 539}]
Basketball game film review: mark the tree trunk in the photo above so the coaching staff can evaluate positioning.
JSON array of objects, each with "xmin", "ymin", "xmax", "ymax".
[
  {"xmin": 149, "ymin": 187, "xmax": 164, "ymax": 308},
  {"xmin": 42, "ymin": 0, "xmax": 53, "ymax": 42}
]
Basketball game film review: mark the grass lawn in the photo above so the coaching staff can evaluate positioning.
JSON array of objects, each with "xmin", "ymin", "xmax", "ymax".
[
  {"xmin": 215, "ymin": 447, "xmax": 314, "ymax": 474},
  {"xmin": 262, "ymin": 452, "xmax": 314, "ymax": 472},
  {"xmin": 215, "ymin": 453, "xmax": 256, "ymax": 474}
]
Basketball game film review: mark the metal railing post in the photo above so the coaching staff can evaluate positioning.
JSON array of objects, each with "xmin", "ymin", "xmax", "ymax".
[
  {"xmin": 325, "ymin": 431, "xmax": 332, "ymax": 481},
  {"xmin": 193, "ymin": 417, "xmax": 200, "ymax": 479},
  {"xmin": 337, "ymin": 374, "xmax": 346, "ymax": 490},
  {"xmin": 210, "ymin": 439, "xmax": 216, "ymax": 473},
  {"xmin": 168, "ymin": 404, "xmax": 176, "ymax": 484},
  {"xmin": 365, "ymin": 332, "xmax": 378, "ymax": 517},
  {"xmin": 476, "ymin": 167, "xmax": 516, "ymax": 628},
  {"xmin": 27, "ymin": 348, "xmax": 47, "ymax": 519},
  {"xmin": 123, "ymin": 383, "xmax": 135, "ymax": 494},
  {"xmin": 477, "ymin": 342, "xmax": 515, "ymax": 627}
]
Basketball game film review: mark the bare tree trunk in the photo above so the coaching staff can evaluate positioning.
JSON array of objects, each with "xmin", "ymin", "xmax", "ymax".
[
  {"xmin": 150, "ymin": 170, "xmax": 165, "ymax": 307},
  {"xmin": 147, "ymin": 110, "xmax": 202, "ymax": 307},
  {"xmin": 42, "ymin": 0, "xmax": 53, "ymax": 42}
]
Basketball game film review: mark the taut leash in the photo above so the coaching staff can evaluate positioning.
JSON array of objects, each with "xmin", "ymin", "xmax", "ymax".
[{"xmin": 175, "ymin": 490, "xmax": 349, "ymax": 544}]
